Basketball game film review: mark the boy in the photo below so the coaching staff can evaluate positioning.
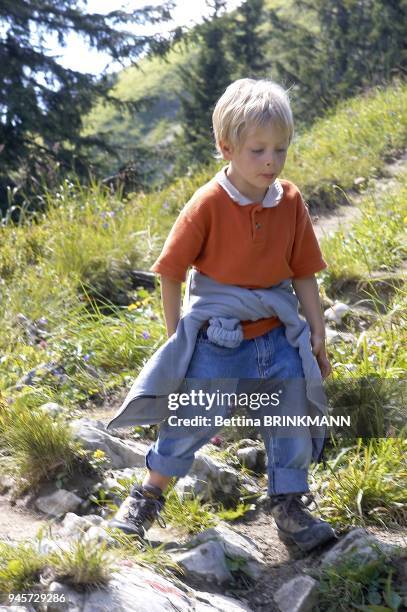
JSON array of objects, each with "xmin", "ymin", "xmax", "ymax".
[{"xmin": 109, "ymin": 78, "xmax": 336, "ymax": 552}]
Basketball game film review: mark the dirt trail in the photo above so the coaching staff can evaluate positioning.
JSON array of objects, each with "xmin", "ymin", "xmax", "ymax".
[{"xmin": 312, "ymin": 150, "xmax": 407, "ymax": 241}]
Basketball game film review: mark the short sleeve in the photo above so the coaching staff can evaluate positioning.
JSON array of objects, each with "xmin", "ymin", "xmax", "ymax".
[
  {"xmin": 289, "ymin": 194, "xmax": 327, "ymax": 278},
  {"xmin": 150, "ymin": 208, "xmax": 206, "ymax": 282}
]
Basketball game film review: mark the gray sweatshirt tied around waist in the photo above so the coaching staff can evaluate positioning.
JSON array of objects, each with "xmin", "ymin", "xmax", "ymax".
[{"xmin": 105, "ymin": 269, "xmax": 328, "ymax": 463}]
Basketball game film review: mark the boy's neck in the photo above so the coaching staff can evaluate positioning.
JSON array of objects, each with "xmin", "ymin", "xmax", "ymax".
[{"xmin": 226, "ymin": 164, "xmax": 268, "ymax": 203}]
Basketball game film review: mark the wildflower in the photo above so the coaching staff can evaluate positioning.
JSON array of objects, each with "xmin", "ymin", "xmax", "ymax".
[
  {"xmin": 162, "ymin": 201, "xmax": 170, "ymax": 210},
  {"xmin": 127, "ymin": 301, "xmax": 142, "ymax": 311},
  {"xmin": 83, "ymin": 354, "xmax": 90, "ymax": 361},
  {"xmin": 142, "ymin": 330, "xmax": 150, "ymax": 340},
  {"xmin": 92, "ymin": 449, "xmax": 106, "ymax": 460},
  {"xmin": 210, "ymin": 435, "xmax": 223, "ymax": 447}
]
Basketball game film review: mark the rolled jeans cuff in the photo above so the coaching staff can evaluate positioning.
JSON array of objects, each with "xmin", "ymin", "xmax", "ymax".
[
  {"xmin": 268, "ymin": 467, "xmax": 309, "ymax": 495},
  {"xmin": 145, "ymin": 446, "xmax": 193, "ymax": 478}
]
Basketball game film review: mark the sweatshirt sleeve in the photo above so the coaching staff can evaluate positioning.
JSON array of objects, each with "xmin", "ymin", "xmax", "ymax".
[
  {"xmin": 150, "ymin": 205, "xmax": 206, "ymax": 282},
  {"xmin": 289, "ymin": 193, "xmax": 327, "ymax": 278}
]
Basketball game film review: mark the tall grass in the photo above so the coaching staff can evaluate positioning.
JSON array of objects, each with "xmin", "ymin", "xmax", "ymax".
[
  {"xmin": 314, "ymin": 437, "xmax": 407, "ymax": 528},
  {"xmin": 321, "ymin": 168, "xmax": 407, "ymax": 287}
]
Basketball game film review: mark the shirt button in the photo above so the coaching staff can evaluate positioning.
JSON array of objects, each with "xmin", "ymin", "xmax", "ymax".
[{"xmin": 256, "ymin": 223, "xmax": 261, "ymax": 229}]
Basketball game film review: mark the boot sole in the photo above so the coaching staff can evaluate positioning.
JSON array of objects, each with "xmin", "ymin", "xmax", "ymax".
[
  {"xmin": 277, "ymin": 526, "xmax": 337, "ymax": 552},
  {"xmin": 108, "ymin": 519, "xmax": 145, "ymax": 537}
]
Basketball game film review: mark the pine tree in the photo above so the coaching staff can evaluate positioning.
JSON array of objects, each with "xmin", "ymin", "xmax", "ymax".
[
  {"xmin": 0, "ymin": 0, "xmax": 180, "ymax": 213},
  {"xmin": 176, "ymin": 0, "xmax": 233, "ymax": 167},
  {"xmin": 270, "ymin": 0, "xmax": 407, "ymax": 124},
  {"xmin": 226, "ymin": 0, "xmax": 270, "ymax": 78}
]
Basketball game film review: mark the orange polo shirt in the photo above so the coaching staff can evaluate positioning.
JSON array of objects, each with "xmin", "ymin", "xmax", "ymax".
[{"xmin": 151, "ymin": 177, "xmax": 327, "ymax": 339}]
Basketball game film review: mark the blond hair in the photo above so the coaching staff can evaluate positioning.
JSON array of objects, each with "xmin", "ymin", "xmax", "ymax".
[{"xmin": 212, "ymin": 78, "xmax": 294, "ymax": 159}]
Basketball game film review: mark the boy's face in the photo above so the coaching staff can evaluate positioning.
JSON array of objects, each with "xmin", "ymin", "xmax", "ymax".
[{"xmin": 220, "ymin": 122, "xmax": 289, "ymax": 202}]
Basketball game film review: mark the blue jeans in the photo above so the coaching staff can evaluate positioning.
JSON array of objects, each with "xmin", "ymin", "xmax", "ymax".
[{"xmin": 145, "ymin": 325, "xmax": 313, "ymax": 495}]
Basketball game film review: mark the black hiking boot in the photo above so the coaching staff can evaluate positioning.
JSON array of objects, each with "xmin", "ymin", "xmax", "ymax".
[
  {"xmin": 109, "ymin": 483, "xmax": 166, "ymax": 537},
  {"xmin": 269, "ymin": 493, "xmax": 337, "ymax": 552}
]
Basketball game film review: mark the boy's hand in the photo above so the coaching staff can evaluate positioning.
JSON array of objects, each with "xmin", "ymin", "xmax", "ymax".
[{"xmin": 311, "ymin": 334, "xmax": 332, "ymax": 379}]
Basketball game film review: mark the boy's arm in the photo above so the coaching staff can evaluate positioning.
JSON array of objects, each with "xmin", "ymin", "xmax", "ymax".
[
  {"xmin": 160, "ymin": 275, "xmax": 182, "ymax": 338},
  {"xmin": 292, "ymin": 274, "xmax": 331, "ymax": 379}
]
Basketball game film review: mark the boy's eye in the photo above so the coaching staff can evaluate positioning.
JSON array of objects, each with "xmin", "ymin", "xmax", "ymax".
[{"xmin": 251, "ymin": 148, "xmax": 287, "ymax": 154}]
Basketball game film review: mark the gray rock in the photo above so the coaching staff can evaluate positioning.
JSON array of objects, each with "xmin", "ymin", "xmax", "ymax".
[
  {"xmin": 38, "ymin": 402, "xmax": 64, "ymax": 417},
  {"xmin": 83, "ymin": 525, "xmax": 115, "ymax": 545},
  {"xmin": 47, "ymin": 581, "xmax": 85, "ymax": 612},
  {"xmin": 82, "ymin": 563, "xmax": 195, "ymax": 610},
  {"xmin": 45, "ymin": 557, "xmax": 252, "ymax": 611},
  {"xmin": 0, "ymin": 473, "xmax": 16, "ymax": 494},
  {"xmin": 174, "ymin": 474, "xmax": 201, "ymax": 499},
  {"xmin": 60, "ymin": 512, "xmax": 97, "ymax": 536},
  {"xmin": 70, "ymin": 418, "xmax": 148, "ymax": 469},
  {"xmin": 321, "ymin": 528, "xmax": 396, "ymax": 566},
  {"xmin": 34, "ymin": 488, "xmax": 83, "ymax": 517},
  {"xmin": 189, "ymin": 523, "xmax": 265, "ymax": 579},
  {"xmin": 0, "ymin": 605, "xmax": 35, "ymax": 612},
  {"xmin": 274, "ymin": 575, "xmax": 319, "ymax": 612},
  {"xmin": 0, "ymin": 607, "xmax": 36, "ymax": 611},
  {"xmin": 325, "ymin": 328, "xmax": 356, "ymax": 345},
  {"xmin": 35, "ymin": 537, "xmax": 62, "ymax": 556},
  {"xmin": 177, "ymin": 452, "xmax": 240, "ymax": 503},
  {"xmin": 100, "ymin": 467, "xmax": 146, "ymax": 493},
  {"xmin": 195, "ymin": 590, "xmax": 252, "ymax": 611},
  {"xmin": 324, "ymin": 302, "xmax": 350, "ymax": 325},
  {"xmin": 171, "ymin": 540, "xmax": 232, "ymax": 584},
  {"xmin": 237, "ymin": 447, "xmax": 258, "ymax": 469}
]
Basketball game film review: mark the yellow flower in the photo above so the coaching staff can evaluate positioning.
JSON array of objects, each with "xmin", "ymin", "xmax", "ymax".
[
  {"xmin": 127, "ymin": 301, "xmax": 142, "ymax": 311},
  {"xmin": 92, "ymin": 449, "xmax": 106, "ymax": 459}
]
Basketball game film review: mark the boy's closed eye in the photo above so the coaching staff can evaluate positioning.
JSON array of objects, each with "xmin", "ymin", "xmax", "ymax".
[{"xmin": 251, "ymin": 148, "xmax": 287, "ymax": 154}]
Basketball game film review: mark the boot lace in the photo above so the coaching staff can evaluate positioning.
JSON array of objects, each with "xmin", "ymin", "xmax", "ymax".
[
  {"xmin": 127, "ymin": 496, "xmax": 167, "ymax": 529},
  {"xmin": 277, "ymin": 493, "xmax": 319, "ymax": 528}
]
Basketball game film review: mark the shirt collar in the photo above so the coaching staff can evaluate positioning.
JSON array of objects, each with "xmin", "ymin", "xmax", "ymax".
[{"xmin": 215, "ymin": 165, "xmax": 284, "ymax": 208}]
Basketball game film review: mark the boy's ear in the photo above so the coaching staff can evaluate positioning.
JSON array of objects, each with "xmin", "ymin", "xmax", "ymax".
[{"xmin": 219, "ymin": 140, "xmax": 234, "ymax": 160}]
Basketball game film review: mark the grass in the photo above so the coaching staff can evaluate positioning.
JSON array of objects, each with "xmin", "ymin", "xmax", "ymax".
[
  {"xmin": 320, "ymin": 168, "xmax": 407, "ymax": 288},
  {"xmin": 0, "ymin": 525, "xmax": 180, "ymax": 600},
  {"xmin": 310, "ymin": 547, "xmax": 407, "ymax": 612},
  {"xmin": 312, "ymin": 437, "xmax": 407, "ymax": 529},
  {"xmin": 0, "ymin": 401, "xmax": 82, "ymax": 491}
]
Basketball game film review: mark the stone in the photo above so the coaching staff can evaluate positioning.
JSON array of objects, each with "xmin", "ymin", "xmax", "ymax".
[
  {"xmin": 38, "ymin": 402, "xmax": 64, "ymax": 417},
  {"xmin": 34, "ymin": 489, "xmax": 83, "ymax": 517},
  {"xmin": 46, "ymin": 581, "xmax": 85, "ymax": 612},
  {"xmin": 83, "ymin": 562, "xmax": 196, "ymax": 610},
  {"xmin": 189, "ymin": 523, "xmax": 265, "ymax": 579},
  {"xmin": 324, "ymin": 302, "xmax": 350, "ymax": 325},
  {"xmin": 321, "ymin": 528, "xmax": 396, "ymax": 566},
  {"xmin": 325, "ymin": 328, "xmax": 356, "ymax": 345},
  {"xmin": 237, "ymin": 447, "xmax": 257, "ymax": 469},
  {"xmin": 0, "ymin": 473, "xmax": 16, "ymax": 494},
  {"xmin": 70, "ymin": 418, "xmax": 148, "ymax": 469},
  {"xmin": 60, "ymin": 512, "xmax": 95, "ymax": 536},
  {"xmin": 0, "ymin": 607, "xmax": 36, "ymax": 611},
  {"xmin": 171, "ymin": 540, "xmax": 232, "ymax": 584},
  {"xmin": 274, "ymin": 575, "xmax": 319, "ymax": 612},
  {"xmin": 194, "ymin": 590, "xmax": 252, "ymax": 611},
  {"xmin": 177, "ymin": 452, "xmax": 240, "ymax": 504}
]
